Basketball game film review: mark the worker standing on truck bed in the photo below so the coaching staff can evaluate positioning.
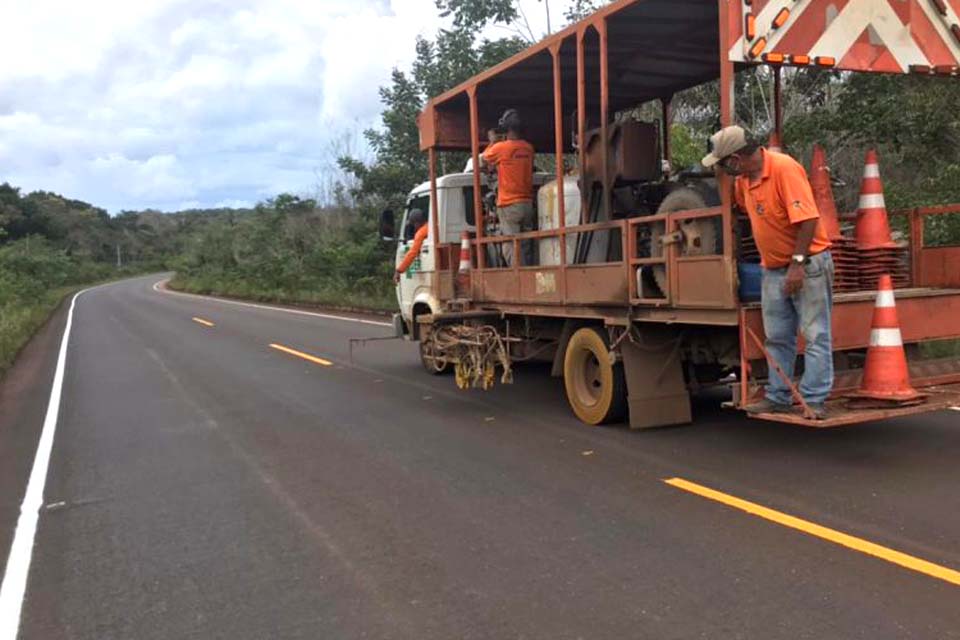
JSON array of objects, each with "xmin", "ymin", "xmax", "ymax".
[
  {"xmin": 393, "ymin": 209, "xmax": 427, "ymax": 284},
  {"xmin": 703, "ymin": 126, "xmax": 834, "ymax": 419},
  {"xmin": 480, "ymin": 109, "xmax": 535, "ymax": 266}
]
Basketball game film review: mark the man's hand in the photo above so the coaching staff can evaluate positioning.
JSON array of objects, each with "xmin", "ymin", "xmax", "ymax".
[
  {"xmin": 393, "ymin": 270, "xmax": 401, "ymax": 284},
  {"xmin": 784, "ymin": 263, "xmax": 805, "ymax": 295}
]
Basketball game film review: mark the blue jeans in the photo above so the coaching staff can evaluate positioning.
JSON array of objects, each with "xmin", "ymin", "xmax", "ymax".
[{"xmin": 761, "ymin": 251, "xmax": 834, "ymax": 405}]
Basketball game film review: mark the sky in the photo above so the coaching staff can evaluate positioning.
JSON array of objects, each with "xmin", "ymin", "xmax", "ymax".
[{"xmin": 0, "ymin": 0, "xmax": 563, "ymax": 212}]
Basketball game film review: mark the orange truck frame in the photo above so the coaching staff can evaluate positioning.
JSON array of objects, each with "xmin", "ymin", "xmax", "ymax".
[{"xmin": 400, "ymin": 0, "xmax": 960, "ymax": 428}]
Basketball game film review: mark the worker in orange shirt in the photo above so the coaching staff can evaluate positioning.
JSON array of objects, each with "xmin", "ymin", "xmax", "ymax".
[
  {"xmin": 480, "ymin": 109, "xmax": 535, "ymax": 266},
  {"xmin": 703, "ymin": 126, "xmax": 834, "ymax": 419},
  {"xmin": 393, "ymin": 209, "xmax": 427, "ymax": 284}
]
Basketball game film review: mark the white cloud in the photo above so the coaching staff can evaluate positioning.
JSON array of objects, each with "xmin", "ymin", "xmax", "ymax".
[{"xmin": 0, "ymin": 0, "xmax": 571, "ymax": 212}]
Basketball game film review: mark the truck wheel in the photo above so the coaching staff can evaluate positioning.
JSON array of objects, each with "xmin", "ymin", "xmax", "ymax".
[
  {"xmin": 419, "ymin": 334, "xmax": 449, "ymax": 375},
  {"xmin": 563, "ymin": 327, "xmax": 626, "ymax": 425}
]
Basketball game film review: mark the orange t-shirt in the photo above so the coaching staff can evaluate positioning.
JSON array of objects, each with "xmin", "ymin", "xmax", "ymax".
[
  {"xmin": 735, "ymin": 150, "xmax": 832, "ymax": 269},
  {"xmin": 482, "ymin": 139, "xmax": 534, "ymax": 206}
]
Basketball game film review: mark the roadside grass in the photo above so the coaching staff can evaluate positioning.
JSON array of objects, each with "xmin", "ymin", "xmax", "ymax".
[
  {"xmin": 0, "ymin": 286, "xmax": 78, "ymax": 376},
  {"xmin": 0, "ymin": 273, "xmax": 165, "ymax": 379},
  {"xmin": 168, "ymin": 273, "xmax": 397, "ymax": 314}
]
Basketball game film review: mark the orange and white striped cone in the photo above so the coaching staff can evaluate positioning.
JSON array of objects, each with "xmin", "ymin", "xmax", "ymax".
[
  {"xmin": 455, "ymin": 231, "xmax": 471, "ymax": 295},
  {"xmin": 854, "ymin": 149, "xmax": 896, "ymax": 250},
  {"xmin": 848, "ymin": 274, "xmax": 925, "ymax": 403},
  {"xmin": 458, "ymin": 231, "xmax": 471, "ymax": 274}
]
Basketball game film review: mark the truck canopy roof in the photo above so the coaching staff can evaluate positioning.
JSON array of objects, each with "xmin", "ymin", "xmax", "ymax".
[
  {"xmin": 422, "ymin": 0, "xmax": 720, "ymax": 152},
  {"xmin": 419, "ymin": 0, "xmax": 960, "ymax": 152}
]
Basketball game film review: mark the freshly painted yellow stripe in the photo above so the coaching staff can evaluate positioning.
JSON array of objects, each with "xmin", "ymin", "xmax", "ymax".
[
  {"xmin": 665, "ymin": 477, "xmax": 960, "ymax": 587},
  {"xmin": 192, "ymin": 317, "xmax": 215, "ymax": 327},
  {"xmin": 269, "ymin": 343, "xmax": 333, "ymax": 367}
]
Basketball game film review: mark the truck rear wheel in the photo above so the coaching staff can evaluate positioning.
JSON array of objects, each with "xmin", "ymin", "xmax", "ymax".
[{"xmin": 563, "ymin": 327, "xmax": 626, "ymax": 425}]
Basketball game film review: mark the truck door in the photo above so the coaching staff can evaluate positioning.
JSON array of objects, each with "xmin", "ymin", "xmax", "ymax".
[{"xmin": 396, "ymin": 192, "xmax": 434, "ymax": 321}]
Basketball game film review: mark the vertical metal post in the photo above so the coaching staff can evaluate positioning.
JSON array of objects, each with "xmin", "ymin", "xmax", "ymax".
[
  {"xmin": 428, "ymin": 147, "xmax": 440, "ymax": 254},
  {"xmin": 718, "ymin": 0, "xmax": 736, "ymax": 296},
  {"xmin": 576, "ymin": 28, "xmax": 586, "ymax": 227},
  {"xmin": 551, "ymin": 44, "xmax": 567, "ymax": 275},
  {"xmin": 599, "ymin": 19, "xmax": 610, "ymax": 221},
  {"xmin": 468, "ymin": 87, "xmax": 485, "ymax": 271},
  {"xmin": 773, "ymin": 65, "xmax": 783, "ymax": 143},
  {"xmin": 661, "ymin": 96, "xmax": 672, "ymax": 175},
  {"xmin": 738, "ymin": 308, "xmax": 750, "ymax": 408}
]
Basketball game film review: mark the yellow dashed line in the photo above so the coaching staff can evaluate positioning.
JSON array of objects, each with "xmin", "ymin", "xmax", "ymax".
[
  {"xmin": 192, "ymin": 317, "xmax": 215, "ymax": 327},
  {"xmin": 269, "ymin": 343, "xmax": 333, "ymax": 367},
  {"xmin": 665, "ymin": 477, "xmax": 960, "ymax": 588}
]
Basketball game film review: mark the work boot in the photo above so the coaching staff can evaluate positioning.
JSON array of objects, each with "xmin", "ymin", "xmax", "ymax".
[
  {"xmin": 744, "ymin": 398, "xmax": 792, "ymax": 414},
  {"xmin": 806, "ymin": 403, "xmax": 830, "ymax": 420}
]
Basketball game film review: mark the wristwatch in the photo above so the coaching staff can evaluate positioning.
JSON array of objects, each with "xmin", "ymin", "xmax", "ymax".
[{"xmin": 791, "ymin": 254, "xmax": 807, "ymax": 265}]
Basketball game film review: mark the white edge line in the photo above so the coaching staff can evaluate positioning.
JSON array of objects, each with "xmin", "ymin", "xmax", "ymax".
[
  {"xmin": 0, "ymin": 285, "xmax": 93, "ymax": 640},
  {"xmin": 153, "ymin": 280, "xmax": 392, "ymax": 327}
]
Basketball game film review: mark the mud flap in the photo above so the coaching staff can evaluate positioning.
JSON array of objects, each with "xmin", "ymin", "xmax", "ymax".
[{"xmin": 621, "ymin": 326, "xmax": 691, "ymax": 429}]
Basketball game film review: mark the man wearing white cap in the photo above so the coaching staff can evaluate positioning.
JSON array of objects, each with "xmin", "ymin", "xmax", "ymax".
[{"xmin": 703, "ymin": 126, "xmax": 834, "ymax": 419}]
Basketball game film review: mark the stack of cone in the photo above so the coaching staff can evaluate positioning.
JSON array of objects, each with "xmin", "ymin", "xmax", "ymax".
[
  {"xmin": 854, "ymin": 150, "xmax": 910, "ymax": 290},
  {"xmin": 455, "ymin": 231, "xmax": 472, "ymax": 296},
  {"xmin": 847, "ymin": 274, "xmax": 925, "ymax": 405},
  {"xmin": 809, "ymin": 144, "xmax": 859, "ymax": 292}
]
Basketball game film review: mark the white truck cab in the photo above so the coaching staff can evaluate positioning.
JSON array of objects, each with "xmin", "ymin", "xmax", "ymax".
[
  {"xmin": 393, "ymin": 172, "xmax": 486, "ymax": 332},
  {"xmin": 390, "ymin": 171, "xmax": 554, "ymax": 337}
]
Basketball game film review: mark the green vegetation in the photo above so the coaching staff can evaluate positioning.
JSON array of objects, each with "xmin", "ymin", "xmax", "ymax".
[
  {"xmin": 169, "ymin": 195, "xmax": 396, "ymax": 312},
  {"xmin": 0, "ymin": 185, "xmax": 171, "ymax": 374},
  {"xmin": 0, "ymin": 237, "xmax": 144, "ymax": 375}
]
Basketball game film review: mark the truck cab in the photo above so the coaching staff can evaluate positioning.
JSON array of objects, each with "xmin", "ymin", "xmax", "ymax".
[
  {"xmin": 393, "ymin": 172, "xmax": 483, "ymax": 334},
  {"xmin": 391, "ymin": 171, "xmax": 552, "ymax": 335}
]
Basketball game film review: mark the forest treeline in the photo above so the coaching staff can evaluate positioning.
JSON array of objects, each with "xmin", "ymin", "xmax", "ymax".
[{"xmin": 4, "ymin": 0, "xmax": 960, "ymax": 374}]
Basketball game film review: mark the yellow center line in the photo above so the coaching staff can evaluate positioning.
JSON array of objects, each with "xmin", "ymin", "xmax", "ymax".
[
  {"xmin": 192, "ymin": 317, "xmax": 215, "ymax": 327},
  {"xmin": 269, "ymin": 343, "xmax": 333, "ymax": 367},
  {"xmin": 664, "ymin": 477, "xmax": 960, "ymax": 588}
]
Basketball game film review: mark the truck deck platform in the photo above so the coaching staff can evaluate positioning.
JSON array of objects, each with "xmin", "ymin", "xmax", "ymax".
[{"xmin": 745, "ymin": 383, "xmax": 960, "ymax": 428}]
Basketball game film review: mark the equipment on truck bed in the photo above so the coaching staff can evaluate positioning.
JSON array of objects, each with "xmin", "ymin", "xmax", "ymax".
[{"xmin": 385, "ymin": 0, "xmax": 960, "ymax": 430}]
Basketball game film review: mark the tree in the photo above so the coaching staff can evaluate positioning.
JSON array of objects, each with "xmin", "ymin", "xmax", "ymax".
[{"xmin": 340, "ymin": 1, "xmax": 527, "ymax": 211}]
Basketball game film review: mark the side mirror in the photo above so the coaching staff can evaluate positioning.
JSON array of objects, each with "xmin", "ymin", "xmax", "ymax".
[{"xmin": 379, "ymin": 208, "xmax": 396, "ymax": 241}]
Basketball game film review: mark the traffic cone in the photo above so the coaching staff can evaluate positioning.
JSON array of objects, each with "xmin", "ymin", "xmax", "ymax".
[
  {"xmin": 848, "ymin": 274, "xmax": 925, "ymax": 403},
  {"xmin": 854, "ymin": 149, "xmax": 896, "ymax": 250},
  {"xmin": 458, "ymin": 231, "xmax": 471, "ymax": 273},
  {"xmin": 810, "ymin": 144, "xmax": 859, "ymax": 292},
  {"xmin": 455, "ymin": 231, "xmax": 472, "ymax": 296},
  {"xmin": 809, "ymin": 144, "xmax": 841, "ymax": 239}
]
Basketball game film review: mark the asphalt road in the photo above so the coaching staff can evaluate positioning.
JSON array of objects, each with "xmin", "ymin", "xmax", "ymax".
[{"xmin": 1, "ymin": 274, "xmax": 959, "ymax": 639}]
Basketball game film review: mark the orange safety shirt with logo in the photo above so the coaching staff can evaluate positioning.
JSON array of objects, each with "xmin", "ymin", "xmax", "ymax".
[
  {"xmin": 734, "ymin": 149, "xmax": 832, "ymax": 269},
  {"xmin": 397, "ymin": 224, "xmax": 428, "ymax": 274},
  {"xmin": 482, "ymin": 139, "xmax": 534, "ymax": 207}
]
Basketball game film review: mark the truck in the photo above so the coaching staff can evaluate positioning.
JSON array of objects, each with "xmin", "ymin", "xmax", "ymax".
[{"xmin": 382, "ymin": 0, "xmax": 960, "ymax": 429}]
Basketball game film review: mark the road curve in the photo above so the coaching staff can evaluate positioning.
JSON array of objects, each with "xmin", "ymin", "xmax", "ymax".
[{"xmin": 1, "ymin": 274, "xmax": 959, "ymax": 639}]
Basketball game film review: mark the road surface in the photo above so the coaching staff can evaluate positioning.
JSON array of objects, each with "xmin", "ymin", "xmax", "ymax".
[{"xmin": 1, "ymin": 275, "xmax": 959, "ymax": 639}]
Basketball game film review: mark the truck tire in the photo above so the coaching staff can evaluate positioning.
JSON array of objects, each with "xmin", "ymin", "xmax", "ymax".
[
  {"xmin": 650, "ymin": 188, "xmax": 720, "ymax": 296},
  {"xmin": 563, "ymin": 327, "xmax": 627, "ymax": 425},
  {"xmin": 419, "ymin": 331, "xmax": 449, "ymax": 375}
]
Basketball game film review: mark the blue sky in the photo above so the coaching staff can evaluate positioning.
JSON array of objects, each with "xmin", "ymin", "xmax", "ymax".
[{"xmin": 0, "ymin": 0, "xmax": 561, "ymax": 212}]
